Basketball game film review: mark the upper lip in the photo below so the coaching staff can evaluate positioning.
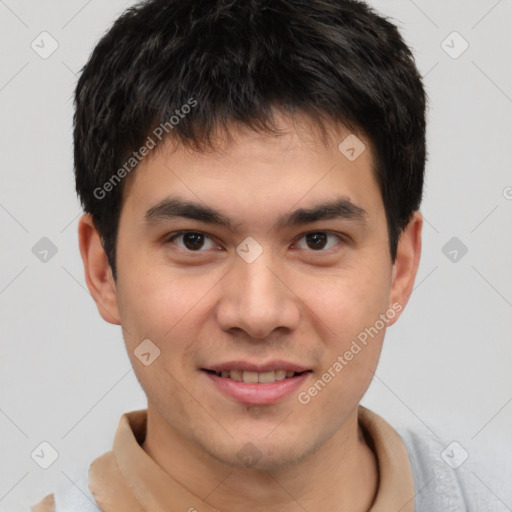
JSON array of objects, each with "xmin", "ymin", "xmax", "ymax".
[{"xmin": 203, "ymin": 360, "xmax": 311, "ymax": 373}]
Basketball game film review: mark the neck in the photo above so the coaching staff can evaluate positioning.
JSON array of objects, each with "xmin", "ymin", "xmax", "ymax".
[{"xmin": 142, "ymin": 404, "xmax": 379, "ymax": 511}]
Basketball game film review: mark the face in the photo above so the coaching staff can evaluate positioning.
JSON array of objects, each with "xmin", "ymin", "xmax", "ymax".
[{"xmin": 82, "ymin": 113, "xmax": 420, "ymax": 471}]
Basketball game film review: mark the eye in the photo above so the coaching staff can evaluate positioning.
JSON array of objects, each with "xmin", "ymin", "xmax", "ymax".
[
  {"xmin": 294, "ymin": 231, "xmax": 344, "ymax": 252},
  {"xmin": 165, "ymin": 230, "xmax": 346, "ymax": 254},
  {"xmin": 166, "ymin": 231, "xmax": 218, "ymax": 251}
]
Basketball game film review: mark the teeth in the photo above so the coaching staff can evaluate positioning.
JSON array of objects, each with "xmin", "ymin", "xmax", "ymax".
[
  {"xmin": 211, "ymin": 369, "xmax": 302, "ymax": 383},
  {"xmin": 230, "ymin": 370, "xmax": 243, "ymax": 382},
  {"xmin": 242, "ymin": 371, "xmax": 259, "ymax": 383},
  {"xmin": 258, "ymin": 371, "xmax": 275, "ymax": 383}
]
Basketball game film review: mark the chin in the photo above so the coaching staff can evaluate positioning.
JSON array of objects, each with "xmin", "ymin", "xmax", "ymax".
[{"xmin": 204, "ymin": 433, "xmax": 317, "ymax": 471}]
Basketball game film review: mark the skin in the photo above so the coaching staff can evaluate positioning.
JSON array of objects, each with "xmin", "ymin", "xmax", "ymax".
[{"xmin": 79, "ymin": 112, "xmax": 422, "ymax": 511}]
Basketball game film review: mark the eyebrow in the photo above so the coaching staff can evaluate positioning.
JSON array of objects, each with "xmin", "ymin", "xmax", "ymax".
[{"xmin": 144, "ymin": 196, "xmax": 368, "ymax": 231}]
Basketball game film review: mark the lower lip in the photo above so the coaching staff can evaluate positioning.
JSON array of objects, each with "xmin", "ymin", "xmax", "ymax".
[{"xmin": 203, "ymin": 371, "xmax": 310, "ymax": 405}]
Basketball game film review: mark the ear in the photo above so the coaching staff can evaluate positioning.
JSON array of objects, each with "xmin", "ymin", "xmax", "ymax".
[
  {"xmin": 78, "ymin": 214, "xmax": 121, "ymax": 325},
  {"xmin": 387, "ymin": 210, "xmax": 423, "ymax": 327}
]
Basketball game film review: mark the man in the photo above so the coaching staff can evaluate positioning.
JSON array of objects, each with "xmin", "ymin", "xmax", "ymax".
[{"xmin": 32, "ymin": 0, "xmax": 484, "ymax": 510}]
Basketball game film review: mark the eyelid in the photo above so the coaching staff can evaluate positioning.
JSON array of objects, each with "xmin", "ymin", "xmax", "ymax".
[
  {"xmin": 166, "ymin": 230, "xmax": 347, "ymax": 253},
  {"xmin": 166, "ymin": 231, "xmax": 220, "ymax": 251},
  {"xmin": 292, "ymin": 230, "xmax": 346, "ymax": 252}
]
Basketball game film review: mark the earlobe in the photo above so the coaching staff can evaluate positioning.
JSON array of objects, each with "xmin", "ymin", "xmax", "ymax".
[
  {"xmin": 78, "ymin": 214, "xmax": 121, "ymax": 325},
  {"xmin": 388, "ymin": 211, "xmax": 423, "ymax": 326}
]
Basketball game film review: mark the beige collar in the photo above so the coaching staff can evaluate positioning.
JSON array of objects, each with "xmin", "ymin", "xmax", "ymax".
[{"xmin": 88, "ymin": 406, "xmax": 415, "ymax": 511}]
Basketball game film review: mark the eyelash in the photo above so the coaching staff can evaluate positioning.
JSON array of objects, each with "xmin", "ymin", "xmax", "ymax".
[{"xmin": 165, "ymin": 230, "xmax": 347, "ymax": 254}]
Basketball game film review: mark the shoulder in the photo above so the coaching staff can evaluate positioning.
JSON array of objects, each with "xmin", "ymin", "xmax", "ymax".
[
  {"xmin": 30, "ymin": 493, "xmax": 55, "ymax": 512},
  {"xmin": 396, "ymin": 424, "xmax": 499, "ymax": 511},
  {"xmin": 30, "ymin": 468, "xmax": 99, "ymax": 512}
]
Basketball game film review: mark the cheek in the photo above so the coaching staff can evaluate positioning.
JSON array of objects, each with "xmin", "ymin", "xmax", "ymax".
[
  {"xmin": 116, "ymin": 271, "xmax": 207, "ymax": 397},
  {"xmin": 304, "ymin": 261, "xmax": 392, "ymax": 337},
  {"xmin": 116, "ymin": 265, "xmax": 216, "ymax": 353},
  {"xmin": 299, "ymin": 260, "xmax": 391, "ymax": 396}
]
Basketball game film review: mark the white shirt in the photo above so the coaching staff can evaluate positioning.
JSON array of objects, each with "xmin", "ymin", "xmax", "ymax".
[{"xmin": 31, "ymin": 406, "xmax": 495, "ymax": 511}]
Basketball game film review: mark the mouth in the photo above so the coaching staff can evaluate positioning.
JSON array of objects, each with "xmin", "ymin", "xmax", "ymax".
[
  {"xmin": 200, "ymin": 363, "xmax": 312, "ymax": 405},
  {"xmin": 201, "ymin": 368, "xmax": 310, "ymax": 383}
]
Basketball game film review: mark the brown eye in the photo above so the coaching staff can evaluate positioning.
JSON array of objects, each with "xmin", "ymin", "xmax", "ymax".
[
  {"xmin": 305, "ymin": 232, "xmax": 328, "ymax": 250},
  {"xmin": 182, "ymin": 232, "xmax": 204, "ymax": 250},
  {"xmin": 168, "ymin": 231, "xmax": 216, "ymax": 251},
  {"xmin": 295, "ymin": 231, "xmax": 343, "ymax": 252}
]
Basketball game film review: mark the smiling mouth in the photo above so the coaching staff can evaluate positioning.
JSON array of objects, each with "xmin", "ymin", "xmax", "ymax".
[{"xmin": 202, "ymin": 369, "xmax": 311, "ymax": 384}]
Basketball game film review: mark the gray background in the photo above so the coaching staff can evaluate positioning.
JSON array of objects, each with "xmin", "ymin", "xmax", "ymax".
[{"xmin": 0, "ymin": 0, "xmax": 511, "ymax": 510}]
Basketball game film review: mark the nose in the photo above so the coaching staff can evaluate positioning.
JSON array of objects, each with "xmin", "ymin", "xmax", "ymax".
[{"xmin": 215, "ymin": 251, "xmax": 301, "ymax": 339}]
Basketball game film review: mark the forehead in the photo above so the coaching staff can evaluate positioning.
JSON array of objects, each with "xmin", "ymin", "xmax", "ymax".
[{"xmin": 119, "ymin": 113, "xmax": 382, "ymax": 228}]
